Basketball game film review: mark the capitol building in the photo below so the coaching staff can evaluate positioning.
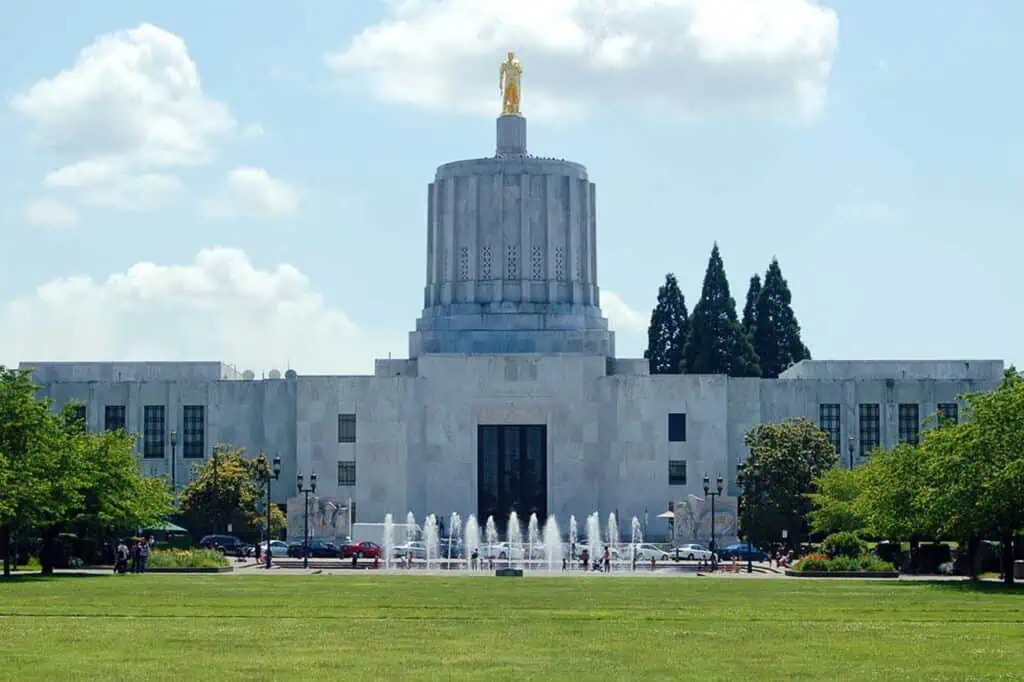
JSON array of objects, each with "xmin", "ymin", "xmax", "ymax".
[{"xmin": 20, "ymin": 59, "xmax": 1004, "ymax": 542}]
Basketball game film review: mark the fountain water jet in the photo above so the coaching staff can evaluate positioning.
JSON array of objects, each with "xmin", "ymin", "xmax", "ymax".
[
  {"xmin": 383, "ymin": 513, "xmax": 394, "ymax": 570},
  {"xmin": 507, "ymin": 511, "xmax": 522, "ymax": 568},
  {"xmin": 405, "ymin": 512, "xmax": 417, "ymax": 568},
  {"xmin": 527, "ymin": 513, "xmax": 540, "ymax": 569},
  {"xmin": 586, "ymin": 512, "xmax": 602, "ymax": 570},
  {"xmin": 424, "ymin": 514, "xmax": 439, "ymax": 570},
  {"xmin": 464, "ymin": 514, "xmax": 481, "ymax": 570},
  {"xmin": 569, "ymin": 515, "xmax": 578, "ymax": 569},
  {"xmin": 542, "ymin": 515, "xmax": 562, "ymax": 570},
  {"xmin": 630, "ymin": 515, "xmax": 643, "ymax": 570},
  {"xmin": 607, "ymin": 512, "xmax": 619, "ymax": 572},
  {"xmin": 448, "ymin": 512, "xmax": 462, "ymax": 570},
  {"xmin": 485, "ymin": 516, "xmax": 498, "ymax": 567}
]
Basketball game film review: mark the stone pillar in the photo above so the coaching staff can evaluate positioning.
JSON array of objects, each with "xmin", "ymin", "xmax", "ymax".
[{"xmin": 496, "ymin": 114, "xmax": 527, "ymax": 157}]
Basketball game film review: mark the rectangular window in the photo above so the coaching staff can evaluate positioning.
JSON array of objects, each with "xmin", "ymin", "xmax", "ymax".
[
  {"xmin": 182, "ymin": 405, "xmax": 205, "ymax": 459},
  {"xmin": 818, "ymin": 403, "xmax": 841, "ymax": 453},
  {"xmin": 337, "ymin": 461, "xmax": 356, "ymax": 487},
  {"xmin": 143, "ymin": 405, "xmax": 165, "ymax": 459},
  {"xmin": 104, "ymin": 405, "xmax": 126, "ymax": 432},
  {"xmin": 338, "ymin": 413, "xmax": 357, "ymax": 443},
  {"xmin": 859, "ymin": 404, "xmax": 881, "ymax": 456},
  {"xmin": 898, "ymin": 403, "xmax": 920, "ymax": 445},
  {"xmin": 668, "ymin": 460, "xmax": 687, "ymax": 486},
  {"xmin": 937, "ymin": 402, "xmax": 959, "ymax": 425},
  {"xmin": 668, "ymin": 413, "xmax": 687, "ymax": 442}
]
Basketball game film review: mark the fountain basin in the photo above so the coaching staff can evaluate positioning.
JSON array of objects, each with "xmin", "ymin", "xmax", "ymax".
[{"xmin": 495, "ymin": 568, "xmax": 524, "ymax": 577}]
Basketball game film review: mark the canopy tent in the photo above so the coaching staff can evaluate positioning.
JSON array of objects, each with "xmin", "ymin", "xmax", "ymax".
[
  {"xmin": 145, "ymin": 521, "xmax": 189, "ymax": 533},
  {"xmin": 656, "ymin": 510, "xmax": 676, "ymax": 520}
]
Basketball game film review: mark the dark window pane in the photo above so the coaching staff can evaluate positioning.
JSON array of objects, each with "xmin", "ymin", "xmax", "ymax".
[
  {"xmin": 859, "ymin": 403, "xmax": 881, "ymax": 456},
  {"xmin": 898, "ymin": 403, "xmax": 920, "ymax": 445},
  {"xmin": 668, "ymin": 413, "xmax": 687, "ymax": 442},
  {"xmin": 818, "ymin": 403, "xmax": 841, "ymax": 453},
  {"xmin": 104, "ymin": 405, "xmax": 126, "ymax": 432},
  {"xmin": 337, "ymin": 461, "xmax": 356, "ymax": 486},
  {"xmin": 143, "ymin": 405, "xmax": 165, "ymax": 458},
  {"xmin": 183, "ymin": 405, "xmax": 205, "ymax": 459},
  {"xmin": 668, "ymin": 460, "xmax": 687, "ymax": 486},
  {"xmin": 937, "ymin": 403, "xmax": 958, "ymax": 425},
  {"xmin": 338, "ymin": 414, "xmax": 356, "ymax": 443}
]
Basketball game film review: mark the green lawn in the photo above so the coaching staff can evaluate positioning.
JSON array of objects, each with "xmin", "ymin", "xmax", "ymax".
[{"xmin": 0, "ymin": 574, "xmax": 1022, "ymax": 681}]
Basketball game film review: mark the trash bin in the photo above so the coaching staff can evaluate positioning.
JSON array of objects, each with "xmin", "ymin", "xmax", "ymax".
[{"xmin": 1015, "ymin": 560, "xmax": 1024, "ymax": 580}]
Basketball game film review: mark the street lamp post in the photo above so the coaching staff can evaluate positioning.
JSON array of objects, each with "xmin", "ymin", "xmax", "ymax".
[
  {"xmin": 847, "ymin": 435, "xmax": 855, "ymax": 470},
  {"xmin": 264, "ymin": 455, "xmax": 282, "ymax": 570},
  {"xmin": 737, "ymin": 462, "xmax": 753, "ymax": 574},
  {"xmin": 297, "ymin": 472, "xmax": 317, "ymax": 569},
  {"xmin": 169, "ymin": 430, "xmax": 178, "ymax": 493},
  {"xmin": 703, "ymin": 474, "xmax": 724, "ymax": 564}
]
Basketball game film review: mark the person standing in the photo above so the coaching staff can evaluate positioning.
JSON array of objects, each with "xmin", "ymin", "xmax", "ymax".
[{"xmin": 137, "ymin": 539, "xmax": 150, "ymax": 573}]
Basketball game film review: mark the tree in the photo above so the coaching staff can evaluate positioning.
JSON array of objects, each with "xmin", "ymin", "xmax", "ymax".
[
  {"xmin": 919, "ymin": 370, "xmax": 1024, "ymax": 584},
  {"xmin": 752, "ymin": 258, "xmax": 811, "ymax": 378},
  {"xmin": 738, "ymin": 419, "xmax": 838, "ymax": 547},
  {"xmin": 682, "ymin": 244, "xmax": 761, "ymax": 377},
  {"xmin": 178, "ymin": 446, "xmax": 284, "ymax": 543},
  {"xmin": 741, "ymin": 274, "xmax": 761, "ymax": 337},
  {"xmin": 644, "ymin": 273, "xmax": 689, "ymax": 374},
  {"xmin": 807, "ymin": 465, "xmax": 870, "ymax": 536}
]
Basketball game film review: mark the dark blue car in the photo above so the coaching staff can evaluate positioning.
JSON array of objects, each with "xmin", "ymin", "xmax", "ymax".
[{"xmin": 718, "ymin": 543, "xmax": 768, "ymax": 561}]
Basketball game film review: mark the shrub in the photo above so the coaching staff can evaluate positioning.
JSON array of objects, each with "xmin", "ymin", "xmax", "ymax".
[
  {"xmin": 858, "ymin": 555, "xmax": 895, "ymax": 572},
  {"xmin": 822, "ymin": 532, "xmax": 865, "ymax": 559},
  {"xmin": 794, "ymin": 552, "xmax": 830, "ymax": 572},
  {"xmin": 148, "ymin": 548, "xmax": 229, "ymax": 569},
  {"xmin": 794, "ymin": 552, "xmax": 895, "ymax": 573},
  {"xmin": 825, "ymin": 555, "xmax": 861, "ymax": 572}
]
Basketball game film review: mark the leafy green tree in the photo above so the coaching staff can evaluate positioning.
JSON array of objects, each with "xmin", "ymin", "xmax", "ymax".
[
  {"xmin": 179, "ymin": 446, "xmax": 284, "ymax": 543},
  {"xmin": 859, "ymin": 443, "xmax": 935, "ymax": 543},
  {"xmin": 682, "ymin": 244, "xmax": 761, "ymax": 377},
  {"xmin": 919, "ymin": 371, "xmax": 1024, "ymax": 584},
  {"xmin": 644, "ymin": 273, "xmax": 689, "ymax": 374},
  {"xmin": 739, "ymin": 419, "xmax": 838, "ymax": 547},
  {"xmin": 741, "ymin": 274, "xmax": 761, "ymax": 337},
  {"xmin": 752, "ymin": 258, "xmax": 811, "ymax": 378},
  {"xmin": 807, "ymin": 465, "xmax": 870, "ymax": 536}
]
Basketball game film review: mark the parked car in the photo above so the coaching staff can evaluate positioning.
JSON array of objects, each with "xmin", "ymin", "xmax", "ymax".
[
  {"xmin": 341, "ymin": 541, "xmax": 383, "ymax": 559},
  {"xmin": 718, "ymin": 543, "xmax": 768, "ymax": 562},
  {"xmin": 199, "ymin": 534, "xmax": 252, "ymax": 557},
  {"xmin": 259, "ymin": 540, "xmax": 290, "ymax": 558},
  {"xmin": 629, "ymin": 544, "xmax": 671, "ymax": 562},
  {"xmin": 288, "ymin": 540, "xmax": 341, "ymax": 558},
  {"xmin": 671, "ymin": 544, "xmax": 715, "ymax": 561},
  {"xmin": 392, "ymin": 542, "xmax": 427, "ymax": 560}
]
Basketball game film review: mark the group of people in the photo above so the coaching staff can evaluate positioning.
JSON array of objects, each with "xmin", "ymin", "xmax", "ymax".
[{"xmin": 114, "ymin": 536, "xmax": 154, "ymax": 574}]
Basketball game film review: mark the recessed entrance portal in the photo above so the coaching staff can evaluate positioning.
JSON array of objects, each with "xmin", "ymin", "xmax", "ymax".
[{"xmin": 477, "ymin": 425, "xmax": 547, "ymax": 528}]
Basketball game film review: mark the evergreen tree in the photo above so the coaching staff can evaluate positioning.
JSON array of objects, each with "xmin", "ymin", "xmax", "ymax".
[
  {"xmin": 643, "ymin": 273, "xmax": 689, "ymax": 374},
  {"xmin": 682, "ymin": 245, "xmax": 761, "ymax": 377},
  {"xmin": 741, "ymin": 274, "xmax": 762, "ymax": 336},
  {"xmin": 752, "ymin": 258, "xmax": 811, "ymax": 378}
]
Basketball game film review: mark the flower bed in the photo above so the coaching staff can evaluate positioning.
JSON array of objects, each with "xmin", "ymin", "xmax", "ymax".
[
  {"xmin": 788, "ymin": 552, "xmax": 898, "ymax": 578},
  {"xmin": 148, "ymin": 548, "xmax": 230, "ymax": 570}
]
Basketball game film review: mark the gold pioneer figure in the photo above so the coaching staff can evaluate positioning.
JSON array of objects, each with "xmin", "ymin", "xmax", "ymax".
[{"xmin": 499, "ymin": 51, "xmax": 523, "ymax": 115}]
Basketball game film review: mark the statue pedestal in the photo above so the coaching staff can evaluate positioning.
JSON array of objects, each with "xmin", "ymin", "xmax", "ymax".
[{"xmin": 496, "ymin": 114, "xmax": 527, "ymax": 157}]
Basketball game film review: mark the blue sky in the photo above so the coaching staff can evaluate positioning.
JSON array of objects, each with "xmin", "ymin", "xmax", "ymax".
[{"xmin": 1, "ymin": 1, "xmax": 1020, "ymax": 374}]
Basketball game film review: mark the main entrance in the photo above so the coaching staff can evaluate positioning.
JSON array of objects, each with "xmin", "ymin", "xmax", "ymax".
[{"xmin": 477, "ymin": 425, "xmax": 547, "ymax": 527}]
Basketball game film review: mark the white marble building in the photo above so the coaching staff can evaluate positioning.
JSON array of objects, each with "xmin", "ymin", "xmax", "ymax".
[{"xmin": 20, "ymin": 115, "xmax": 1004, "ymax": 542}]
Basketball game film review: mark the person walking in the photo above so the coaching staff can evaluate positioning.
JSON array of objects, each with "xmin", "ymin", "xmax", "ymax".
[
  {"xmin": 115, "ymin": 540, "xmax": 129, "ymax": 574},
  {"xmin": 137, "ymin": 539, "xmax": 150, "ymax": 573}
]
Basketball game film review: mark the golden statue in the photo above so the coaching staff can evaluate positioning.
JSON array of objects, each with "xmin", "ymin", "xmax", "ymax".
[{"xmin": 499, "ymin": 51, "xmax": 523, "ymax": 116}]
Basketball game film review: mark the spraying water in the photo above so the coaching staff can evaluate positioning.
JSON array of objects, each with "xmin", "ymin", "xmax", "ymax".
[
  {"xmin": 507, "ymin": 511, "xmax": 522, "ymax": 568},
  {"xmin": 485, "ymin": 516, "xmax": 498, "ymax": 566},
  {"xmin": 607, "ymin": 512, "xmax": 619, "ymax": 572},
  {"xmin": 542, "ymin": 515, "xmax": 562, "ymax": 571},
  {"xmin": 424, "ymin": 514, "xmax": 439, "ymax": 570},
  {"xmin": 569, "ymin": 515, "xmax": 578, "ymax": 568},
  {"xmin": 448, "ymin": 512, "xmax": 462, "ymax": 570},
  {"xmin": 630, "ymin": 516, "xmax": 643, "ymax": 571},
  {"xmin": 587, "ymin": 512, "xmax": 602, "ymax": 570},
  {"xmin": 527, "ymin": 513, "xmax": 540, "ymax": 569},
  {"xmin": 464, "ymin": 514, "xmax": 481, "ymax": 570},
  {"xmin": 405, "ymin": 511, "xmax": 417, "ymax": 568},
  {"xmin": 383, "ymin": 513, "xmax": 394, "ymax": 570}
]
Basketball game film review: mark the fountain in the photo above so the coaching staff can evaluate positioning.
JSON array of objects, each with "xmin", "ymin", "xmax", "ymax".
[
  {"xmin": 405, "ymin": 511, "xmax": 417, "ymax": 568},
  {"xmin": 527, "ymin": 513, "xmax": 540, "ymax": 569},
  {"xmin": 507, "ymin": 511, "xmax": 522, "ymax": 568},
  {"xmin": 448, "ymin": 512, "xmax": 462, "ymax": 570},
  {"xmin": 630, "ymin": 515, "xmax": 643, "ymax": 570},
  {"xmin": 569, "ymin": 515, "xmax": 578, "ymax": 568},
  {"xmin": 586, "ymin": 512, "xmax": 602, "ymax": 570},
  {"xmin": 383, "ymin": 513, "xmax": 394, "ymax": 570},
  {"xmin": 464, "ymin": 514, "xmax": 481, "ymax": 570},
  {"xmin": 485, "ymin": 516, "xmax": 498, "ymax": 567},
  {"xmin": 424, "ymin": 514, "xmax": 439, "ymax": 570},
  {"xmin": 607, "ymin": 512, "xmax": 619, "ymax": 572},
  {"xmin": 542, "ymin": 515, "xmax": 562, "ymax": 570}
]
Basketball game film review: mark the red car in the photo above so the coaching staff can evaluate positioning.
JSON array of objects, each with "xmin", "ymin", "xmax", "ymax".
[{"xmin": 341, "ymin": 541, "xmax": 382, "ymax": 559}]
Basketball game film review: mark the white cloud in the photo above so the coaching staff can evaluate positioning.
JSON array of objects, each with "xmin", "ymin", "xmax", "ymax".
[
  {"xmin": 10, "ymin": 23, "xmax": 234, "ymax": 209},
  {"xmin": 0, "ymin": 248, "xmax": 394, "ymax": 375},
  {"xmin": 200, "ymin": 167, "xmax": 300, "ymax": 218},
  {"xmin": 43, "ymin": 160, "xmax": 182, "ymax": 210},
  {"xmin": 327, "ymin": 0, "xmax": 839, "ymax": 120},
  {"xmin": 23, "ymin": 198, "xmax": 79, "ymax": 229},
  {"xmin": 601, "ymin": 290, "xmax": 647, "ymax": 333},
  {"xmin": 241, "ymin": 123, "xmax": 265, "ymax": 138}
]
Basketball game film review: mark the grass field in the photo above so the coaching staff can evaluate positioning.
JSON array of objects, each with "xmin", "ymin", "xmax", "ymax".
[{"xmin": 1, "ymin": 574, "xmax": 1022, "ymax": 681}]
